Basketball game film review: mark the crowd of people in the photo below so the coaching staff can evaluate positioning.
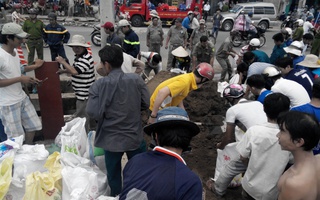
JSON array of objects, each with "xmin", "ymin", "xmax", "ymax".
[{"xmin": 0, "ymin": 3, "xmax": 320, "ymax": 199}]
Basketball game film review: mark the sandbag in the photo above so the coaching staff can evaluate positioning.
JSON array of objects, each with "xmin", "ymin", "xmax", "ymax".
[
  {"xmin": 213, "ymin": 142, "xmax": 242, "ymax": 187},
  {"xmin": 0, "ymin": 157, "xmax": 14, "ymax": 199},
  {"xmin": 60, "ymin": 152, "xmax": 109, "ymax": 199},
  {"xmin": 55, "ymin": 117, "xmax": 87, "ymax": 156},
  {"xmin": 23, "ymin": 152, "xmax": 62, "ymax": 200}
]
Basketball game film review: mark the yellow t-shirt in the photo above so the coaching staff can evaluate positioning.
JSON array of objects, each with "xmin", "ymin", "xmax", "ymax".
[{"xmin": 149, "ymin": 73, "xmax": 198, "ymax": 110}]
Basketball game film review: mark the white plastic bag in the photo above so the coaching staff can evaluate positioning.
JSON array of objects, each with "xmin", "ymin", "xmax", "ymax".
[
  {"xmin": 56, "ymin": 117, "xmax": 87, "ymax": 156},
  {"xmin": 0, "ymin": 135, "xmax": 23, "ymax": 162},
  {"xmin": 60, "ymin": 152, "xmax": 109, "ymax": 199},
  {"xmin": 213, "ymin": 142, "xmax": 242, "ymax": 187},
  {"xmin": 83, "ymin": 131, "xmax": 97, "ymax": 164}
]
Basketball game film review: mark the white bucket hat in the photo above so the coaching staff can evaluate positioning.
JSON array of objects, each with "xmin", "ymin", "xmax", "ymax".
[
  {"xmin": 297, "ymin": 54, "xmax": 320, "ymax": 68},
  {"xmin": 171, "ymin": 46, "xmax": 189, "ymax": 57},
  {"xmin": 67, "ymin": 35, "xmax": 90, "ymax": 48},
  {"xmin": 1, "ymin": 23, "xmax": 28, "ymax": 38},
  {"xmin": 199, "ymin": 19, "xmax": 205, "ymax": 24}
]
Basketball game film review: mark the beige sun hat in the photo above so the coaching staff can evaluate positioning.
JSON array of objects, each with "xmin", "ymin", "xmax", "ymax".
[
  {"xmin": 297, "ymin": 54, "xmax": 320, "ymax": 68},
  {"xmin": 67, "ymin": 35, "xmax": 90, "ymax": 48},
  {"xmin": 171, "ymin": 46, "xmax": 189, "ymax": 57},
  {"xmin": 150, "ymin": 10, "xmax": 160, "ymax": 18}
]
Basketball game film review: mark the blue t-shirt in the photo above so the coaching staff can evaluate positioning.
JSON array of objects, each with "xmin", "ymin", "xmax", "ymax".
[
  {"xmin": 182, "ymin": 16, "xmax": 191, "ymax": 29},
  {"xmin": 293, "ymin": 55, "xmax": 305, "ymax": 69},
  {"xmin": 291, "ymin": 104, "xmax": 320, "ymax": 155},
  {"xmin": 270, "ymin": 43, "xmax": 287, "ymax": 65},
  {"xmin": 252, "ymin": 50, "xmax": 270, "ymax": 63},
  {"xmin": 285, "ymin": 68, "xmax": 314, "ymax": 98},
  {"xmin": 120, "ymin": 147, "xmax": 202, "ymax": 200},
  {"xmin": 257, "ymin": 90, "xmax": 273, "ymax": 104}
]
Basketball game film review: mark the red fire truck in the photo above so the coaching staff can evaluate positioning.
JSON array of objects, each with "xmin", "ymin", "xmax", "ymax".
[{"xmin": 119, "ymin": 0, "xmax": 203, "ymax": 27}]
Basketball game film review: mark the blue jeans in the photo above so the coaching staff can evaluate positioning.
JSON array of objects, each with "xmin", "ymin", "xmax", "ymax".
[
  {"xmin": 49, "ymin": 44, "xmax": 69, "ymax": 63},
  {"xmin": 212, "ymin": 27, "xmax": 220, "ymax": 38},
  {"xmin": 104, "ymin": 140, "xmax": 146, "ymax": 196}
]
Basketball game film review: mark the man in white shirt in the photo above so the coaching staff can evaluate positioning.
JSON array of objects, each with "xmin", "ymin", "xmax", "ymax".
[
  {"xmin": 203, "ymin": 1, "xmax": 210, "ymax": 21},
  {"xmin": 206, "ymin": 84, "xmax": 267, "ymax": 196},
  {"xmin": 0, "ymin": 23, "xmax": 42, "ymax": 144},
  {"xmin": 138, "ymin": 51, "xmax": 162, "ymax": 80},
  {"xmin": 237, "ymin": 93, "xmax": 291, "ymax": 199},
  {"xmin": 303, "ymin": 16, "xmax": 314, "ymax": 35},
  {"xmin": 262, "ymin": 66, "xmax": 310, "ymax": 107}
]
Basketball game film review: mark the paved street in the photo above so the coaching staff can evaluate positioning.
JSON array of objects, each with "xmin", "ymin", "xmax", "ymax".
[{"xmin": 25, "ymin": 24, "xmax": 282, "ymax": 80}]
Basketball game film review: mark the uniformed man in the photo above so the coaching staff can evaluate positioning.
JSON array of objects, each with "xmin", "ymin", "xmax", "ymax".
[
  {"xmin": 165, "ymin": 18, "xmax": 188, "ymax": 71},
  {"xmin": 22, "ymin": 8, "xmax": 45, "ymax": 65},
  {"xmin": 119, "ymin": 19, "xmax": 140, "ymax": 58},
  {"xmin": 190, "ymin": 19, "xmax": 210, "ymax": 55},
  {"xmin": 192, "ymin": 35, "xmax": 214, "ymax": 71},
  {"xmin": 146, "ymin": 14, "xmax": 164, "ymax": 55}
]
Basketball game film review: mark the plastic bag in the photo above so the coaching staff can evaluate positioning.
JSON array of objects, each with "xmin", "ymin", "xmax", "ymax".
[
  {"xmin": 55, "ymin": 117, "xmax": 87, "ymax": 156},
  {"xmin": 0, "ymin": 135, "xmax": 24, "ymax": 162},
  {"xmin": 0, "ymin": 157, "xmax": 14, "ymax": 199},
  {"xmin": 84, "ymin": 131, "xmax": 97, "ymax": 164},
  {"xmin": 15, "ymin": 144, "xmax": 49, "ymax": 175},
  {"xmin": 61, "ymin": 152, "xmax": 109, "ymax": 199},
  {"xmin": 23, "ymin": 152, "xmax": 62, "ymax": 200},
  {"xmin": 213, "ymin": 142, "xmax": 242, "ymax": 187}
]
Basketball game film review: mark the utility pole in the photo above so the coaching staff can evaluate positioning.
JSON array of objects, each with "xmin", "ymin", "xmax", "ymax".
[
  {"xmin": 68, "ymin": 0, "xmax": 74, "ymax": 17},
  {"xmin": 100, "ymin": 0, "xmax": 115, "ymax": 48}
]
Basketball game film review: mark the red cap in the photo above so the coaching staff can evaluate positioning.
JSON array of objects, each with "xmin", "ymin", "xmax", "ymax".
[{"xmin": 102, "ymin": 22, "xmax": 114, "ymax": 29}]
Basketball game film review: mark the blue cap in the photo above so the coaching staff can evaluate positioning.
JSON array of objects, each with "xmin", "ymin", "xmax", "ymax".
[{"xmin": 144, "ymin": 107, "xmax": 200, "ymax": 136}]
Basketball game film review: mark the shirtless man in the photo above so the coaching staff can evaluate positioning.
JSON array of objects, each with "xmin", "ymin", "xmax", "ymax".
[{"xmin": 277, "ymin": 111, "xmax": 320, "ymax": 200}]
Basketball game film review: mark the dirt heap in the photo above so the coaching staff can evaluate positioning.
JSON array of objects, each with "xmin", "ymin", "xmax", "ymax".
[{"xmin": 146, "ymin": 71, "xmax": 242, "ymax": 200}]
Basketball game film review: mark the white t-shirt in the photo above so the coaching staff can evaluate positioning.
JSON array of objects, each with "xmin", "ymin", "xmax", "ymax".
[
  {"xmin": 190, "ymin": 18, "xmax": 200, "ymax": 29},
  {"xmin": 237, "ymin": 123, "xmax": 291, "ymax": 200},
  {"xmin": 226, "ymin": 99, "xmax": 267, "ymax": 136},
  {"xmin": 122, "ymin": 52, "xmax": 144, "ymax": 73},
  {"xmin": 247, "ymin": 62, "xmax": 274, "ymax": 78},
  {"xmin": 303, "ymin": 21, "xmax": 314, "ymax": 35},
  {"xmin": 271, "ymin": 78, "xmax": 310, "ymax": 107},
  {"xmin": 140, "ymin": 51, "xmax": 162, "ymax": 70},
  {"xmin": 0, "ymin": 47, "xmax": 26, "ymax": 106},
  {"xmin": 203, "ymin": 4, "xmax": 210, "ymax": 11}
]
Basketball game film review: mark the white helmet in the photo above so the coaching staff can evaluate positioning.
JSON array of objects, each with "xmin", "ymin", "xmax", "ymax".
[
  {"xmin": 118, "ymin": 19, "xmax": 130, "ymax": 27},
  {"xmin": 295, "ymin": 19, "xmax": 304, "ymax": 26},
  {"xmin": 249, "ymin": 38, "xmax": 260, "ymax": 47},
  {"xmin": 290, "ymin": 41, "xmax": 304, "ymax": 50},
  {"xmin": 285, "ymin": 27, "xmax": 292, "ymax": 35},
  {"xmin": 262, "ymin": 66, "xmax": 281, "ymax": 77}
]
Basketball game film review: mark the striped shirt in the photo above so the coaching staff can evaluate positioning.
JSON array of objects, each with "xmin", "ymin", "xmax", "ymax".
[{"xmin": 71, "ymin": 51, "xmax": 95, "ymax": 100}]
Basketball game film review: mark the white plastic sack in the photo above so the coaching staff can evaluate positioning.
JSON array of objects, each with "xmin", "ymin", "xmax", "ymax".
[
  {"xmin": 0, "ymin": 135, "xmax": 23, "ymax": 162},
  {"xmin": 15, "ymin": 144, "xmax": 49, "ymax": 174},
  {"xmin": 217, "ymin": 81, "xmax": 229, "ymax": 97},
  {"xmin": 213, "ymin": 142, "xmax": 242, "ymax": 187},
  {"xmin": 60, "ymin": 152, "xmax": 109, "ymax": 199},
  {"xmin": 56, "ymin": 117, "xmax": 87, "ymax": 156}
]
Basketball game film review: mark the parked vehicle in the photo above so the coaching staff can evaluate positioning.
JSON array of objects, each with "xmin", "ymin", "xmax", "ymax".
[
  {"xmin": 231, "ymin": 26, "xmax": 266, "ymax": 47},
  {"xmin": 90, "ymin": 24, "xmax": 101, "ymax": 46},
  {"xmin": 221, "ymin": 2, "xmax": 277, "ymax": 31},
  {"xmin": 119, "ymin": 0, "xmax": 203, "ymax": 27}
]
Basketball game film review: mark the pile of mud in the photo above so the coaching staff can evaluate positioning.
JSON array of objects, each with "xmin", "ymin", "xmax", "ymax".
[{"xmin": 146, "ymin": 71, "xmax": 242, "ymax": 200}]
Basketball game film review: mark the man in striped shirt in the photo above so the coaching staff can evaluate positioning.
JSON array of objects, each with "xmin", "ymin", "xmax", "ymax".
[{"xmin": 56, "ymin": 35, "xmax": 95, "ymax": 132}]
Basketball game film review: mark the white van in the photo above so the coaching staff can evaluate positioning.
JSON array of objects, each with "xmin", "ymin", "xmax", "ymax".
[{"xmin": 221, "ymin": 2, "xmax": 277, "ymax": 31}]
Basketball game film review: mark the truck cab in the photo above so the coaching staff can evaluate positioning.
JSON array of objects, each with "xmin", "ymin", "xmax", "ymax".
[{"xmin": 120, "ymin": 0, "xmax": 203, "ymax": 27}]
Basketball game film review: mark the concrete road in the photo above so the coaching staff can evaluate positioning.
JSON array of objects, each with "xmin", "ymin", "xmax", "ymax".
[{"xmin": 26, "ymin": 24, "xmax": 282, "ymax": 78}]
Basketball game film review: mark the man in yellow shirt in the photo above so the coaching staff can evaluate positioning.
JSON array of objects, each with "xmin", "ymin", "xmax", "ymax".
[{"xmin": 148, "ymin": 63, "xmax": 214, "ymax": 124}]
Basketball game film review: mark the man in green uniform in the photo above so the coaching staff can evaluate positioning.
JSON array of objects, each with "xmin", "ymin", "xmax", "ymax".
[
  {"xmin": 165, "ymin": 18, "xmax": 188, "ymax": 71},
  {"xmin": 22, "ymin": 8, "xmax": 45, "ymax": 65},
  {"xmin": 192, "ymin": 35, "xmax": 214, "ymax": 71},
  {"xmin": 146, "ymin": 14, "xmax": 164, "ymax": 55}
]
